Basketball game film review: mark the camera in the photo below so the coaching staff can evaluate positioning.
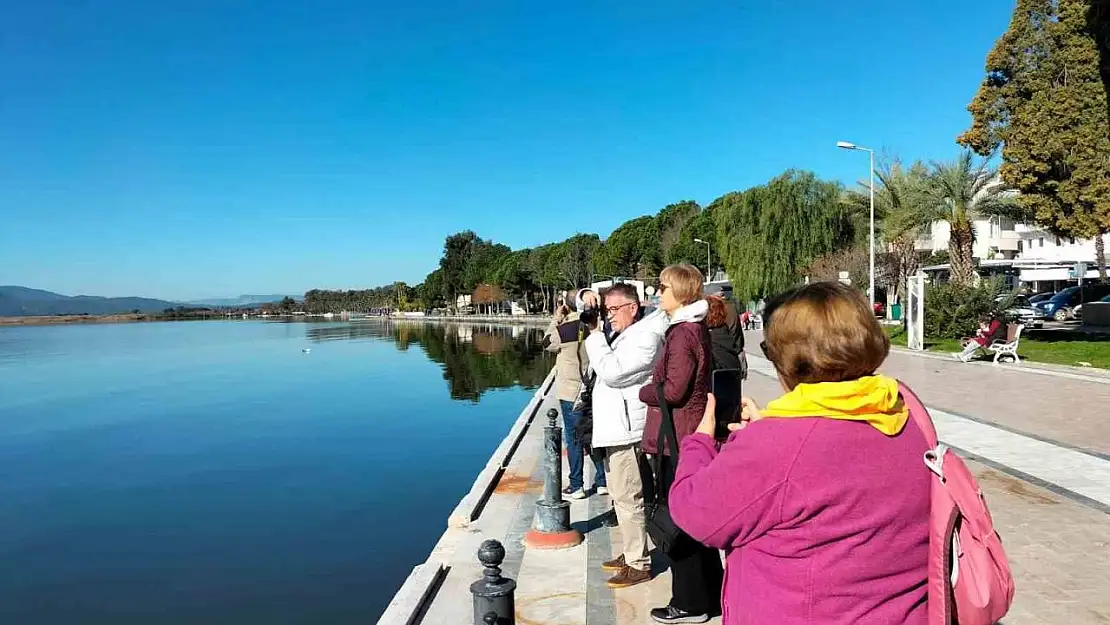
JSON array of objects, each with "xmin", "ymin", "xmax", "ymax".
[
  {"xmin": 579, "ymin": 306, "xmax": 602, "ymax": 329},
  {"xmin": 573, "ymin": 370, "xmax": 599, "ymax": 458}
]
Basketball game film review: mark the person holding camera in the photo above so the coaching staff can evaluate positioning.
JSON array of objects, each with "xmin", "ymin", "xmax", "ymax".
[
  {"xmin": 637, "ymin": 264, "xmax": 722, "ymax": 624},
  {"xmin": 584, "ymin": 282, "xmax": 668, "ymax": 589},
  {"xmin": 544, "ymin": 289, "xmax": 607, "ymax": 499}
]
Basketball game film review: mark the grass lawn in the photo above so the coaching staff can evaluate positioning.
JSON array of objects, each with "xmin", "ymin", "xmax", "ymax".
[{"xmin": 884, "ymin": 325, "xmax": 1110, "ymax": 370}]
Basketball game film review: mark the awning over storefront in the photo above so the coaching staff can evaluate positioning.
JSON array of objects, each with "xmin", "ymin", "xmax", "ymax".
[{"xmin": 1020, "ymin": 267, "xmax": 1100, "ymax": 282}]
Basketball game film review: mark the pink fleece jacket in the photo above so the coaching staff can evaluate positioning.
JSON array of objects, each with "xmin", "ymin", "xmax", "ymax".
[{"xmin": 669, "ymin": 416, "xmax": 930, "ymax": 625}]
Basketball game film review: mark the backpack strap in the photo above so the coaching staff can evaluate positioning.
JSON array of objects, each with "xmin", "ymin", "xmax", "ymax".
[{"xmin": 898, "ymin": 381, "xmax": 939, "ymax": 448}]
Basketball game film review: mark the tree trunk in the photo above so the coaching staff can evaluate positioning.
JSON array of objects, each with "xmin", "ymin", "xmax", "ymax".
[
  {"xmin": 948, "ymin": 225, "xmax": 977, "ymax": 287},
  {"xmin": 891, "ymin": 235, "xmax": 918, "ymax": 303},
  {"xmin": 1097, "ymin": 232, "xmax": 1107, "ymax": 283}
]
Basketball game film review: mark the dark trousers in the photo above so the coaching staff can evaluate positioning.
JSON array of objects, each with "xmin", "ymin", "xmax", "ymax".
[
  {"xmin": 641, "ymin": 451, "xmax": 724, "ymax": 616},
  {"xmin": 559, "ymin": 400, "xmax": 606, "ymax": 491}
]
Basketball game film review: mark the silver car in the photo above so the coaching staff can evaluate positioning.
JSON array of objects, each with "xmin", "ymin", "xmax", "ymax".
[{"xmin": 999, "ymin": 294, "xmax": 1044, "ymax": 328}]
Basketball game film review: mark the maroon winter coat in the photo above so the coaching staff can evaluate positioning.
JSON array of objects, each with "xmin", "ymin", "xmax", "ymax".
[{"xmin": 639, "ymin": 319, "xmax": 712, "ymax": 455}]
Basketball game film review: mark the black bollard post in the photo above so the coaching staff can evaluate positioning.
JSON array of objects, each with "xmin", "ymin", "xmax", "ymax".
[
  {"xmin": 470, "ymin": 540, "xmax": 516, "ymax": 625},
  {"xmin": 523, "ymin": 409, "xmax": 583, "ymax": 549}
]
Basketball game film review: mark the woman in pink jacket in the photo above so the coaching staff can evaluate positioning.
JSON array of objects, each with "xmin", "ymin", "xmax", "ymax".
[{"xmin": 669, "ymin": 282, "xmax": 930, "ymax": 625}]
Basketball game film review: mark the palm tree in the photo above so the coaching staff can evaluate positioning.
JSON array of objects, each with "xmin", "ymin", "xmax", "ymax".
[
  {"xmin": 875, "ymin": 160, "xmax": 932, "ymax": 300},
  {"xmin": 905, "ymin": 151, "xmax": 1023, "ymax": 286},
  {"xmin": 842, "ymin": 159, "xmax": 930, "ymax": 301}
]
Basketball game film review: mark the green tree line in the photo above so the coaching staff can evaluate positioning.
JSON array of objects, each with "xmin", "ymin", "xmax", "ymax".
[{"xmin": 299, "ymin": 157, "xmax": 1028, "ymax": 313}]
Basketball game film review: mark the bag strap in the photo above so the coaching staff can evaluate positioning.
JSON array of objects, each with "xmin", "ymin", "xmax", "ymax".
[
  {"xmin": 651, "ymin": 329, "xmax": 681, "ymax": 490},
  {"xmin": 655, "ymin": 382, "xmax": 681, "ymax": 459},
  {"xmin": 898, "ymin": 381, "xmax": 939, "ymax": 448}
]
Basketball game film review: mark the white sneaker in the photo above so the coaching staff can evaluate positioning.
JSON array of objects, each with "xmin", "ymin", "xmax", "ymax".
[
  {"xmin": 563, "ymin": 487, "xmax": 586, "ymax": 500},
  {"xmin": 596, "ymin": 486, "xmax": 609, "ymax": 496}
]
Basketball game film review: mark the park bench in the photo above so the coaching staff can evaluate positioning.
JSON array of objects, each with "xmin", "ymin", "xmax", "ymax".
[{"xmin": 985, "ymin": 323, "xmax": 1024, "ymax": 364}]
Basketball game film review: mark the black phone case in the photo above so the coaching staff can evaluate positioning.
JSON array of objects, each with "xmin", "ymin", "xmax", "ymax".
[{"xmin": 712, "ymin": 369, "xmax": 743, "ymax": 439}]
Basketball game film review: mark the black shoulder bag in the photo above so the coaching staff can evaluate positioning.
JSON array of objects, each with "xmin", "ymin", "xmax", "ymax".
[{"xmin": 645, "ymin": 337, "xmax": 684, "ymax": 554}]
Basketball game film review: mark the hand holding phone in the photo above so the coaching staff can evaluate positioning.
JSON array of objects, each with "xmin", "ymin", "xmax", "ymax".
[{"xmin": 711, "ymin": 369, "xmax": 743, "ymax": 440}]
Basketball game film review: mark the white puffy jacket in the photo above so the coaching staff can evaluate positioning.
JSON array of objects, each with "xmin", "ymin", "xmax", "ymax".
[{"xmin": 583, "ymin": 309, "xmax": 669, "ymax": 448}]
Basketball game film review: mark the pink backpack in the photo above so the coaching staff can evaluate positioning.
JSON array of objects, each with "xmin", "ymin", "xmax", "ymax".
[{"xmin": 900, "ymin": 382, "xmax": 1015, "ymax": 625}]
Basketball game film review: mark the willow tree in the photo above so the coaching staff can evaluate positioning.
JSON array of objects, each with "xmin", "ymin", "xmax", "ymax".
[
  {"xmin": 960, "ymin": 0, "xmax": 1110, "ymax": 281},
  {"xmin": 714, "ymin": 170, "xmax": 853, "ymax": 303}
]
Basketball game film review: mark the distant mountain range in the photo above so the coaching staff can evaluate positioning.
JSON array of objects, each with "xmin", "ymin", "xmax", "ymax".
[
  {"xmin": 0, "ymin": 287, "xmax": 297, "ymax": 317},
  {"xmin": 0, "ymin": 286, "xmax": 177, "ymax": 317}
]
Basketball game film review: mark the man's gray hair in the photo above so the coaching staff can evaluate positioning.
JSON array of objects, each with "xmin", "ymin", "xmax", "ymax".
[{"xmin": 602, "ymin": 283, "xmax": 639, "ymax": 303}]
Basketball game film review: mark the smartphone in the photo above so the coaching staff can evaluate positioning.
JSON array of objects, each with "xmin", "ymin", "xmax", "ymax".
[{"xmin": 712, "ymin": 368, "xmax": 743, "ymax": 439}]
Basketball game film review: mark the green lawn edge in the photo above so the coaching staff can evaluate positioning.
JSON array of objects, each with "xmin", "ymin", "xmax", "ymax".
[{"xmin": 883, "ymin": 325, "xmax": 1110, "ymax": 370}]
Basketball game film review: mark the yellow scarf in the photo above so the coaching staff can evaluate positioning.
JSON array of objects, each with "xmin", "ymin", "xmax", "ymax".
[{"xmin": 760, "ymin": 375, "xmax": 908, "ymax": 436}]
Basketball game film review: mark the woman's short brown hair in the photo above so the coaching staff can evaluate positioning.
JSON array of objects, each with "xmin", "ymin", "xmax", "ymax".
[
  {"xmin": 763, "ymin": 282, "xmax": 889, "ymax": 390},
  {"xmin": 659, "ymin": 264, "xmax": 704, "ymax": 306},
  {"xmin": 705, "ymin": 295, "xmax": 728, "ymax": 328}
]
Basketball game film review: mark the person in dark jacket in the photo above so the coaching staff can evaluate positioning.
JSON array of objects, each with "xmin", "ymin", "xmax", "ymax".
[
  {"xmin": 706, "ymin": 295, "xmax": 747, "ymax": 379},
  {"xmin": 638, "ymin": 264, "xmax": 723, "ymax": 624}
]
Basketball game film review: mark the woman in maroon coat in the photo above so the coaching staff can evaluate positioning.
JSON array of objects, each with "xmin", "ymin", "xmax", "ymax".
[{"xmin": 638, "ymin": 263, "xmax": 722, "ymax": 624}]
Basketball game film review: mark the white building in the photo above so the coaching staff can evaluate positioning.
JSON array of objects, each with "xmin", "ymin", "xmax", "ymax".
[
  {"xmin": 1012, "ymin": 224, "xmax": 1100, "ymax": 292},
  {"xmin": 916, "ymin": 218, "xmax": 1099, "ymax": 292},
  {"xmin": 914, "ymin": 217, "xmax": 1021, "ymax": 261}
]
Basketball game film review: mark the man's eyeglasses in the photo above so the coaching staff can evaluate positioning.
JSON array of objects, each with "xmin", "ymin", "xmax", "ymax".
[{"xmin": 605, "ymin": 302, "xmax": 635, "ymax": 315}]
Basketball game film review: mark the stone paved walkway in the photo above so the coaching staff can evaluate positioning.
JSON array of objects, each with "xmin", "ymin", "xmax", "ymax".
[{"xmin": 746, "ymin": 330, "xmax": 1110, "ymax": 456}]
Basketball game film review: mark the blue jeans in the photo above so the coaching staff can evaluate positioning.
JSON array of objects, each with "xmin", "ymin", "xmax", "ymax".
[{"xmin": 560, "ymin": 400, "xmax": 607, "ymax": 491}]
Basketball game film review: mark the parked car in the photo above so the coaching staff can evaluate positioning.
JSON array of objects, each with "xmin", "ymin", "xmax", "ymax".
[
  {"xmin": 1027, "ymin": 291, "xmax": 1055, "ymax": 305},
  {"xmin": 1074, "ymin": 295, "xmax": 1110, "ymax": 319},
  {"xmin": 1036, "ymin": 284, "xmax": 1110, "ymax": 321},
  {"xmin": 999, "ymin": 294, "xmax": 1044, "ymax": 328}
]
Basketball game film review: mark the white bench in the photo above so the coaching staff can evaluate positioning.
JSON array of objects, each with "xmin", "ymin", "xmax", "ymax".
[{"xmin": 985, "ymin": 323, "xmax": 1024, "ymax": 364}]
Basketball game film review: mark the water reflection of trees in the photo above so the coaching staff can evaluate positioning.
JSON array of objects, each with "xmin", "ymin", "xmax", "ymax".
[{"xmin": 303, "ymin": 321, "xmax": 553, "ymax": 402}]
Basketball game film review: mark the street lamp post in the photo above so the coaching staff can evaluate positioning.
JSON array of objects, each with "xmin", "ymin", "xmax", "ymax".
[
  {"xmin": 837, "ymin": 141, "xmax": 876, "ymax": 310},
  {"xmin": 694, "ymin": 238, "xmax": 711, "ymax": 282}
]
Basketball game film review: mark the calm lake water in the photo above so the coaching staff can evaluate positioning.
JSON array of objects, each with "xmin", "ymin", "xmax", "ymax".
[{"xmin": 0, "ymin": 320, "xmax": 552, "ymax": 625}]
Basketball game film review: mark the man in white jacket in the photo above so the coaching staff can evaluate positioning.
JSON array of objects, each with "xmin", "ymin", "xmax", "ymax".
[{"xmin": 584, "ymin": 282, "xmax": 668, "ymax": 589}]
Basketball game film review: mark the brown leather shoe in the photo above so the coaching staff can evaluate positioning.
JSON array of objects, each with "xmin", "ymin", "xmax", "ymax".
[
  {"xmin": 606, "ymin": 565, "xmax": 651, "ymax": 588},
  {"xmin": 601, "ymin": 554, "xmax": 625, "ymax": 572}
]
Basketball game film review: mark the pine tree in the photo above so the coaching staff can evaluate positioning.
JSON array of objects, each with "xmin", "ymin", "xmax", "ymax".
[{"xmin": 960, "ymin": 0, "xmax": 1110, "ymax": 281}]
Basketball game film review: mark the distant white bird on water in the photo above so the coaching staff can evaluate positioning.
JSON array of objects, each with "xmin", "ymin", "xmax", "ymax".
[{"xmin": 302, "ymin": 348, "xmax": 311, "ymax": 354}]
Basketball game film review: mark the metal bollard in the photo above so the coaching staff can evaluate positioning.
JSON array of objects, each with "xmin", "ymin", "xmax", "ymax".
[
  {"xmin": 522, "ymin": 409, "xmax": 583, "ymax": 549},
  {"xmin": 470, "ymin": 539, "xmax": 516, "ymax": 625}
]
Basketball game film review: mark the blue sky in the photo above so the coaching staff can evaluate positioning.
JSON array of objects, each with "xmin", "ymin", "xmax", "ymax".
[{"xmin": 0, "ymin": 0, "xmax": 1016, "ymax": 301}]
